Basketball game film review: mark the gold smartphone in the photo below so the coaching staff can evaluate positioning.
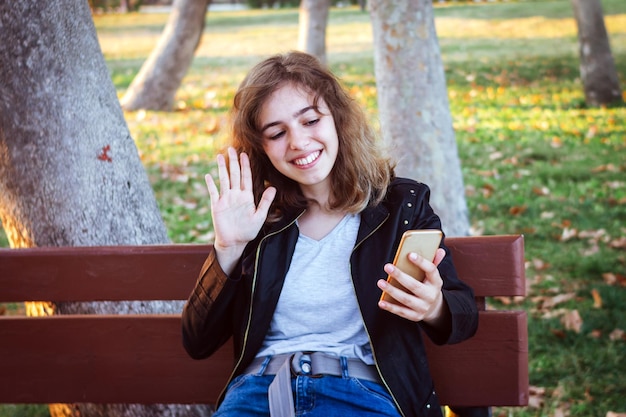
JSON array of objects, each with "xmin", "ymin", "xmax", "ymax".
[{"xmin": 380, "ymin": 229, "xmax": 443, "ymax": 304}]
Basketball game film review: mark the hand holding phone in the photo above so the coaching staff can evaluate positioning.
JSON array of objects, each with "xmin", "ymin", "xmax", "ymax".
[{"xmin": 379, "ymin": 229, "xmax": 443, "ymax": 304}]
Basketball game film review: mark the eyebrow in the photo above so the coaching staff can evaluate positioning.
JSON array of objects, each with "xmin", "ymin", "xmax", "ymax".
[{"xmin": 260, "ymin": 105, "xmax": 317, "ymax": 132}]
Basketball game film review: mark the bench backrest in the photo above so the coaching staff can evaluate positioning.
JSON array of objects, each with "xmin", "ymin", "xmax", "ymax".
[{"xmin": 0, "ymin": 235, "xmax": 527, "ymax": 407}]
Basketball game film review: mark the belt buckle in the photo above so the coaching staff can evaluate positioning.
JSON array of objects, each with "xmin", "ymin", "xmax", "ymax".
[{"xmin": 290, "ymin": 352, "xmax": 323, "ymax": 378}]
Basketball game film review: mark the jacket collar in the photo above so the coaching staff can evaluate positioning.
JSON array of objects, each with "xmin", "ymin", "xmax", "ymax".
[{"xmin": 261, "ymin": 190, "xmax": 393, "ymax": 241}]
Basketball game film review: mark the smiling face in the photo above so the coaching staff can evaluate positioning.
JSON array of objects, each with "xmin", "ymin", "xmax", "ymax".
[{"xmin": 259, "ymin": 83, "xmax": 339, "ymax": 201}]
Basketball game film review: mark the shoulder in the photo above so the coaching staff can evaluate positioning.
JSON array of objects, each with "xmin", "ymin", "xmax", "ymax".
[{"xmin": 386, "ymin": 177, "xmax": 431, "ymax": 202}]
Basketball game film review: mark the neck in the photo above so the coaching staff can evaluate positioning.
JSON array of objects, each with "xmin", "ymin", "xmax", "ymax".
[{"xmin": 300, "ymin": 183, "xmax": 333, "ymax": 211}]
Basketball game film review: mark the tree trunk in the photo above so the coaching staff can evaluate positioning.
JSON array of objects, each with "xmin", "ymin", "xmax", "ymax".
[
  {"xmin": 369, "ymin": 0, "xmax": 469, "ymax": 237},
  {"xmin": 0, "ymin": 2, "xmax": 211, "ymax": 416},
  {"xmin": 120, "ymin": 0, "xmax": 212, "ymax": 111},
  {"xmin": 570, "ymin": 0, "xmax": 623, "ymax": 107},
  {"xmin": 298, "ymin": 0, "xmax": 331, "ymax": 65}
]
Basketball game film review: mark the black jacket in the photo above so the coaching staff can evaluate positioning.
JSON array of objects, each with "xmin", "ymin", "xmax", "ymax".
[{"xmin": 182, "ymin": 178, "xmax": 478, "ymax": 417}]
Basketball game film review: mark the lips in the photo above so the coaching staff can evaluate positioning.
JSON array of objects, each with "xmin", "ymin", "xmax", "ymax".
[{"xmin": 292, "ymin": 150, "xmax": 321, "ymax": 166}]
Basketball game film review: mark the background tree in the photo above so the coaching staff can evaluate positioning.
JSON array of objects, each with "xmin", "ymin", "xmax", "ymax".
[
  {"xmin": 369, "ymin": 0, "xmax": 469, "ymax": 237},
  {"xmin": 298, "ymin": 0, "xmax": 331, "ymax": 65},
  {"xmin": 0, "ymin": 1, "xmax": 210, "ymax": 416},
  {"xmin": 120, "ymin": 0, "xmax": 212, "ymax": 111},
  {"xmin": 570, "ymin": 0, "xmax": 623, "ymax": 107}
]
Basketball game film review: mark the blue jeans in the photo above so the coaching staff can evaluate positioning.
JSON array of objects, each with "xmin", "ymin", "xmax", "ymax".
[{"xmin": 213, "ymin": 371, "xmax": 401, "ymax": 416}]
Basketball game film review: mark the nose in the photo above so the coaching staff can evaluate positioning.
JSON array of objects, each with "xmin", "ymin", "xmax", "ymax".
[{"xmin": 288, "ymin": 128, "xmax": 310, "ymax": 150}]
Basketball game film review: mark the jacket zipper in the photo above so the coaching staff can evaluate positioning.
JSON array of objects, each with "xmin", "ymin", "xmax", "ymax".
[
  {"xmin": 218, "ymin": 212, "xmax": 304, "ymax": 401},
  {"xmin": 351, "ymin": 213, "xmax": 408, "ymax": 417}
]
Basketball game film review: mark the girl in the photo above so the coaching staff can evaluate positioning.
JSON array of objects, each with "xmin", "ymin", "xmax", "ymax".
[{"xmin": 182, "ymin": 51, "xmax": 478, "ymax": 417}]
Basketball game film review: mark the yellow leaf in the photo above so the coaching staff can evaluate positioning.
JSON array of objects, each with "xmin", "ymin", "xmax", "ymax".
[{"xmin": 591, "ymin": 289, "xmax": 602, "ymax": 309}]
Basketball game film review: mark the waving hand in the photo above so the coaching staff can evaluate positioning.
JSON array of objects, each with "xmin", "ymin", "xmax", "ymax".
[{"xmin": 205, "ymin": 147, "xmax": 276, "ymax": 274}]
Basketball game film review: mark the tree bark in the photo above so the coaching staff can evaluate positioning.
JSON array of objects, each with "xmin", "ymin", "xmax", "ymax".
[
  {"xmin": 369, "ymin": 0, "xmax": 469, "ymax": 236},
  {"xmin": 120, "ymin": 0, "xmax": 212, "ymax": 111},
  {"xmin": 298, "ymin": 0, "xmax": 331, "ymax": 65},
  {"xmin": 0, "ymin": 2, "xmax": 210, "ymax": 416},
  {"xmin": 570, "ymin": 0, "xmax": 623, "ymax": 107}
]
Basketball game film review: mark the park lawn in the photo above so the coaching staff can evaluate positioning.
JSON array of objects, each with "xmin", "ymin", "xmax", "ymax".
[{"xmin": 1, "ymin": 1, "xmax": 625, "ymax": 416}]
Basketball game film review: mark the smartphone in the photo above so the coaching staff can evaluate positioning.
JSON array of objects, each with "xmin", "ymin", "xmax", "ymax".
[{"xmin": 380, "ymin": 229, "xmax": 443, "ymax": 304}]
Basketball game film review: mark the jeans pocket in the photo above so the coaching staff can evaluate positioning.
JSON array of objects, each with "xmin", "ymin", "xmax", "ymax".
[
  {"xmin": 350, "ymin": 378, "xmax": 398, "ymax": 410},
  {"xmin": 225, "ymin": 373, "xmax": 253, "ymax": 391}
]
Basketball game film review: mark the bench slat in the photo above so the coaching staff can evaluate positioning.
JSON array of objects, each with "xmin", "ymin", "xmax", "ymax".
[
  {"xmin": 0, "ymin": 311, "xmax": 527, "ymax": 406},
  {"xmin": 0, "ymin": 235, "xmax": 524, "ymax": 302},
  {"xmin": 424, "ymin": 310, "xmax": 529, "ymax": 407},
  {"xmin": 446, "ymin": 235, "xmax": 525, "ymax": 297},
  {"xmin": 0, "ymin": 245, "xmax": 209, "ymax": 302},
  {"xmin": 0, "ymin": 315, "xmax": 232, "ymax": 404}
]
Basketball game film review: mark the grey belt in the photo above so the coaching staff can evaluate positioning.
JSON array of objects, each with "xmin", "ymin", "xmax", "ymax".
[{"xmin": 244, "ymin": 351, "xmax": 383, "ymax": 417}]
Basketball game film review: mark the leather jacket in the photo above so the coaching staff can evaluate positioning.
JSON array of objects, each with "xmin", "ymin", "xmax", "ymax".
[{"xmin": 182, "ymin": 177, "xmax": 478, "ymax": 417}]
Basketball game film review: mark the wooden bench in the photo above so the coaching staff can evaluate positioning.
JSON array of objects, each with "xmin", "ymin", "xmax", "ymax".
[{"xmin": 0, "ymin": 235, "xmax": 528, "ymax": 416}]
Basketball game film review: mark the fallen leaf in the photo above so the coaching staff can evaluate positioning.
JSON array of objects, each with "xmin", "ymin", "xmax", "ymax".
[
  {"xmin": 603, "ymin": 273, "xmax": 626, "ymax": 287},
  {"xmin": 530, "ymin": 258, "xmax": 550, "ymax": 271},
  {"xmin": 542, "ymin": 292, "xmax": 577, "ymax": 309},
  {"xmin": 489, "ymin": 151, "xmax": 504, "ymax": 160},
  {"xmin": 589, "ymin": 329, "xmax": 602, "ymax": 339},
  {"xmin": 609, "ymin": 237, "xmax": 626, "ymax": 249},
  {"xmin": 551, "ymin": 329, "xmax": 566, "ymax": 339},
  {"xmin": 560, "ymin": 227, "xmax": 578, "ymax": 242},
  {"xmin": 509, "ymin": 205, "xmax": 527, "ymax": 216},
  {"xmin": 551, "ymin": 136, "xmax": 563, "ymax": 148},
  {"xmin": 553, "ymin": 407, "xmax": 566, "ymax": 417},
  {"xmin": 532, "ymin": 186, "xmax": 550, "ymax": 196},
  {"xmin": 481, "ymin": 183, "xmax": 495, "ymax": 197},
  {"xmin": 591, "ymin": 289, "xmax": 602, "ymax": 309},
  {"xmin": 561, "ymin": 309, "xmax": 583, "ymax": 333},
  {"xmin": 591, "ymin": 163, "xmax": 618, "ymax": 173},
  {"xmin": 527, "ymin": 386, "xmax": 546, "ymax": 409},
  {"xmin": 609, "ymin": 329, "xmax": 625, "ymax": 341}
]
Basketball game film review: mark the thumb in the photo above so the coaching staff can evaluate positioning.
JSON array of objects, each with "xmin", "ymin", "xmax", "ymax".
[
  {"xmin": 432, "ymin": 248, "xmax": 446, "ymax": 267},
  {"xmin": 256, "ymin": 186, "xmax": 277, "ymax": 218}
]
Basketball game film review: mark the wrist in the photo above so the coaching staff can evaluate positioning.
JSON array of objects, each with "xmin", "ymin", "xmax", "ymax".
[{"xmin": 213, "ymin": 241, "xmax": 246, "ymax": 276}]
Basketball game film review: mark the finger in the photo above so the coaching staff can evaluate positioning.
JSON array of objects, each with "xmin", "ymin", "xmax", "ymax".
[
  {"xmin": 228, "ymin": 147, "xmax": 241, "ymax": 190},
  {"xmin": 409, "ymin": 252, "xmax": 438, "ymax": 275},
  {"xmin": 240, "ymin": 152, "xmax": 253, "ymax": 192},
  {"xmin": 377, "ymin": 280, "xmax": 422, "ymax": 321},
  {"xmin": 216, "ymin": 153, "xmax": 230, "ymax": 195},
  {"xmin": 385, "ymin": 260, "xmax": 424, "ymax": 294},
  {"xmin": 205, "ymin": 174, "xmax": 219, "ymax": 202},
  {"xmin": 433, "ymin": 248, "xmax": 446, "ymax": 266},
  {"xmin": 410, "ymin": 252, "xmax": 443, "ymax": 287},
  {"xmin": 382, "ymin": 263, "xmax": 422, "ymax": 301}
]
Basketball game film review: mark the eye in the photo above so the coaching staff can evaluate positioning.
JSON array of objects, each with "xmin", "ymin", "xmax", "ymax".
[
  {"xmin": 304, "ymin": 118, "xmax": 320, "ymax": 127},
  {"xmin": 267, "ymin": 130, "xmax": 285, "ymax": 140}
]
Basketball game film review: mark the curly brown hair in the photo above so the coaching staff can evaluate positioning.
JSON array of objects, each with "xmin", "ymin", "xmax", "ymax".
[{"xmin": 229, "ymin": 51, "xmax": 393, "ymax": 220}]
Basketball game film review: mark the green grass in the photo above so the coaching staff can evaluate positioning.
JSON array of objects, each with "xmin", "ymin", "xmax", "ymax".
[{"xmin": 1, "ymin": 1, "xmax": 625, "ymax": 416}]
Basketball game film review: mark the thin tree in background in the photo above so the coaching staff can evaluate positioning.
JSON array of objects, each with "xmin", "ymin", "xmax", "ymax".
[
  {"xmin": 369, "ymin": 0, "xmax": 469, "ymax": 237},
  {"xmin": 121, "ymin": 0, "xmax": 212, "ymax": 111},
  {"xmin": 570, "ymin": 0, "xmax": 623, "ymax": 107},
  {"xmin": 0, "ymin": 1, "xmax": 210, "ymax": 416},
  {"xmin": 298, "ymin": 0, "xmax": 331, "ymax": 65}
]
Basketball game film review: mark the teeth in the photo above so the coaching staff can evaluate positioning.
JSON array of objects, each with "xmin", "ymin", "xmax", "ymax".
[{"xmin": 294, "ymin": 151, "xmax": 320, "ymax": 166}]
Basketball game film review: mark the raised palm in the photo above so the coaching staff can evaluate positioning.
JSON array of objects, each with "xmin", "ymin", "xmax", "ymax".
[{"xmin": 205, "ymin": 147, "xmax": 276, "ymax": 254}]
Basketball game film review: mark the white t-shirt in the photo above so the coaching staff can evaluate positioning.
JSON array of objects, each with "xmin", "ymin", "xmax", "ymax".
[{"xmin": 256, "ymin": 213, "xmax": 374, "ymax": 364}]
